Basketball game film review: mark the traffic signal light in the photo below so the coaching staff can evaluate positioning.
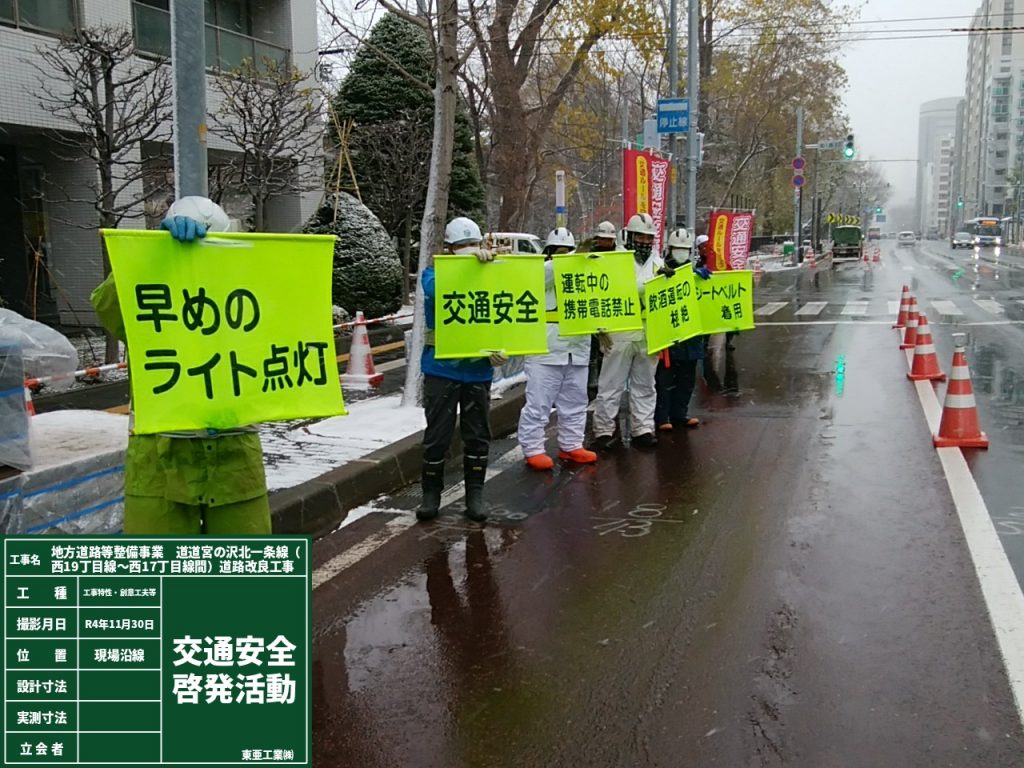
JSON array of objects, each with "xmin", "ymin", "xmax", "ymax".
[
  {"xmin": 957, "ymin": 196, "xmax": 964, "ymax": 208},
  {"xmin": 843, "ymin": 133, "xmax": 855, "ymax": 160},
  {"xmin": 875, "ymin": 206, "xmax": 882, "ymax": 214}
]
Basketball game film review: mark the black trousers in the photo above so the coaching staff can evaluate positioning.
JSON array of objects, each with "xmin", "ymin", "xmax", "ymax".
[
  {"xmin": 422, "ymin": 375, "xmax": 492, "ymax": 463},
  {"xmin": 654, "ymin": 357, "xmax": 697, "ymax": 426}
]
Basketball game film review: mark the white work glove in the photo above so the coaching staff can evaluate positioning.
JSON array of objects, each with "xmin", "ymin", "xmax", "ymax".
[
  {"xmin": 596, "ymin": 332, "xmax": 613, "ymax": 355},
  {"xmin": 454, "ymin": 246, "xmax": 494, "ymax": 263},
  {"xmin": 488, "ymin": 352, "xmax": 509, "ymax": 367}
]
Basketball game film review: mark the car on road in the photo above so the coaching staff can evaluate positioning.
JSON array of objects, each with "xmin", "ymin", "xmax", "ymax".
[
  {"xmin": 897, "ymin": 231, "xmax": 916, "ymax": 247},
  {"xmin": 485, "ymin": 232, "xmax": 544, "ymax": 254},
  {"xmin": 950, "ymin": 231, "xmax": 973, "ymax": 249}
]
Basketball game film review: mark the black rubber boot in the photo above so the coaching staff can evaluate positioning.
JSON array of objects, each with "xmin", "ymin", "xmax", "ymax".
[
  {"xmin": 463, "ymin": 454, "xmax": 489, "ymax": 523},
  {"xmin": 416, "ymin": 460, "xmax": 445, "ymax": 521}
]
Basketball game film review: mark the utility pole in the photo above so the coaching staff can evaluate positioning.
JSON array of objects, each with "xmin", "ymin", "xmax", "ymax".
[
  {"xmin": 667, "ymin": 0, "xmax": 679, "ymax": 228},
  {"xmin": 685, "ymin": 0, "xmax": 699, "ymax": 231},
  {"xmin": 794, "ymin": 107, "xmax": 804, "ymax": 258},
  {"xmin": 171, "ymin": 0, "xmax": 208, "ymax": 197}
]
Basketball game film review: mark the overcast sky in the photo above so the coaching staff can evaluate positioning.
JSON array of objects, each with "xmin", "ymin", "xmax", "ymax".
[{"xmin": 841, "ymin": 0, "xmax": 978, "ymax": 206}]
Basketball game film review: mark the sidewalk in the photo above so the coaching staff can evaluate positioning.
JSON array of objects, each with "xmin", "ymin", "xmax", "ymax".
[{"xmin": 268, "ymin": 383, "xmax": 526, "ymax": 536}]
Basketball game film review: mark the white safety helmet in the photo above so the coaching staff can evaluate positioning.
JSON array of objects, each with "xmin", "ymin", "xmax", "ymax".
[
  {"xmin": 695, "ymin": 234, "xmax": 710, "ymax": 247},
  {"xmin": 166, "ymin": 196, "xmax": 231, "ymax": 233},
  {"xmin": 593, "ymin": 220, "xmax": 617, "ymax": 240},
  {"xmin": 545, "ymin": 227, "xmax": 576, "ymax": 251},
  {"xmin": 444, "ymin": 216, "xmax": 483, "ymax": 246},
  {"xmin": 667, "ymin": 228, "xmax": 693, "ymax": 250},
  {"xmin": 625, "ymin": 213, "xmax": 657, "ymax": 236}
]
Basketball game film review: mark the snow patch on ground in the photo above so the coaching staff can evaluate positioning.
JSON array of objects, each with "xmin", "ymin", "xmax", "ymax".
[
  {"xmin": 261, "ymin": 395, "xmax": 425, "ymax": 493},
  {"xmin": 29, "ymin": 410, "xmax": 129, "ymax": 470}
]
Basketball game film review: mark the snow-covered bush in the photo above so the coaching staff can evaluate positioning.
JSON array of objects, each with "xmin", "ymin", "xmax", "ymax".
[{"xmin": 304, "ymin": 193, "xmax": 403, "ymax": 319}]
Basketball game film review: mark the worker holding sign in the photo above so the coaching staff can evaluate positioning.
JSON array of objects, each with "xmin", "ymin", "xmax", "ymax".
[
  {"xmin": 591, "ymin": 213, "xmax": 664, "ymax": 451},
  {"xmin": 90, "ymin": 197, "xmax": 272, "ymax": 535},
  {"xmin": 417, "ymin": 217, "xmax": 507, "ymax": 523},
  {"xmin": 655, "ymin": 228, "xmax": 708, "ymax": 431},
  {"xmin": 517, "ymin": 228, "xmax": 598, "ymax": 471}
]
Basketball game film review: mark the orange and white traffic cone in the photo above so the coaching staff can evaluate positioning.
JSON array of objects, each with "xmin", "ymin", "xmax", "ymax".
[
  {"xmin": 753, "ymin": 257, "xmax": 764, "ymax": 278},
  {"xmin": 340, "ymin": 311, "xmax": 384, "ymax": 388},
  {"xmin": 933, "ymin": 339, "xmax": 988, "ymax": 448},
  {"xmin": 873, "ymin": 247, "xmax": 881, "ymax": 263},
  {"xmin": 23, "ymin": 386, "xmax": 36, "ymax": 416},
  {"xmin": 893, "ymin": 285, "xmax": 911, "ymax": 329},
  {"xmin": 907, "ymin": 314, "xmax": 946, "ymax": 382},
  {"xmin": 806, "ymin": 249, "xmax": 816, "ymax": 269},
  {"xmin": 900, "ymin": 298, "xmax": 919, "ymax": 350}
]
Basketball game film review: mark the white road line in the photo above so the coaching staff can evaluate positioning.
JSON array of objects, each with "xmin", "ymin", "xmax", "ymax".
[
  {"xmin": 312, "ymin": 517, "xmax": 413, "ymax": 590},
  {"xmin": 840, "ymin": 301, "xmax": 869, "ymax": 316},
  {"xmin": 311, "ymin": 444, "xmax": 524, "ymax": 590},
  {"xmin": 754, "ymin": 301, "xmax": 789, "ymax": 316},
  {"xmin": 887, "ymin": 300, "xmax": 901, "ymax": 315},
  {"xmin": 904, "ymin": 347, "xmax": 1024, "ymax": 725},
  {"xmin": 757, "ymin": 320, "xmax": 1024, "ymax": 327},
  {"xmin": 974, "ymin": 299, "xmax": 1005, "ymax": 315},
  {"xmin": 902, "ymin": 265, "xmax": 915, "ymax": 271},
  {"xmin": 795, "ymin": 301, "xmax": 827, "ymax": 317},
  {"xmin": 931, "ymin": 300, "xmax": 964, "ymax": 317}
]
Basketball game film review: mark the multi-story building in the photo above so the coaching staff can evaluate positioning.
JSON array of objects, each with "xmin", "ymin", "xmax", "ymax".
[
  {"xmin": 955, "ymin": 0, "xmax": 1024, "ymax": 224},
  {"xmin": 0, "ymin": 1, "xmax": 320, "ymax": 327},
  {"xmin": 917, "ymin": 98, "xmax": 960, "ymax": 235}
]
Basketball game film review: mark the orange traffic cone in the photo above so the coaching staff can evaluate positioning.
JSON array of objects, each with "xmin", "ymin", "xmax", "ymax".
[
  {"xmin": 893, "ymin": 285, "xmax": 911, "ymax": 329},
  {"xmin": 933, "ymin": 340, "xmax": 988, "ymax": 448},
  {"xmin": 806, "ymin": 249, "xmax": 816, "ymax": 269},
  {"xmin": 340, "ymin": 311, "xmax": 384, "ymax": 388},
  {"xmin": 907, "ymin": 314, "xmax": 946, "ymax": 382},
  {"xmin": 23, "ymin": 386, "xmax": 35, "ymax": 416},
  {"xmin": 753, "ymin": 257, "xmax": 764, "ymax": 278},
  {"xmin": 900, "ymin": 298, "xmax": 919, "ymax": 350},
  {"xmin": 873, "ymin": 247, "xmax": 881, "ymax": 263}
]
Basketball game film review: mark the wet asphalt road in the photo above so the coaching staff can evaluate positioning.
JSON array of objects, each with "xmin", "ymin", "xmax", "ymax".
[{"xmin": 311, "ymin": 243, "xmax": 1024, "ymax": 767}]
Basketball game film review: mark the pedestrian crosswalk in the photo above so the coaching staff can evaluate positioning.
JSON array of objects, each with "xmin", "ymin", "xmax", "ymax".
[{"xmin": 752, "ymin": 297, "xmax": 1024, "ymax": 320}]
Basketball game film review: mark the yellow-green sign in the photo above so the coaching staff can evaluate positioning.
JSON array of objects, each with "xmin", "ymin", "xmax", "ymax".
[
  {"xmin": 101, "ymin": 230, "xmax": 345, "ymax": 435},
  {"xmin": 433, "ymin": 254, "xmax": 548, "ymax": 359},
  {"xmin": 643, "ymin": 264, "xmax": 703, "ymax": 354},
  {"xmin": 552, "ymin": 251, "xmax": 644, "ymax": 336},
  {"xmin": 694, "ymin": 270, "xmax": 755, "ymax": 335},
  {"xmin": 827, "ymin": 212, "xmax": 861, "ymax": 226}
]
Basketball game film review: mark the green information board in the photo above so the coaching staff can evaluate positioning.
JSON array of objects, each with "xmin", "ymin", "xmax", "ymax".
[
  {"xmin": 2, "ymin": 537, "xmax": 311, "ymax": 766},
  {"xmin": 551, "ymin": 252, "xmax": 644, "ymax": 336}
]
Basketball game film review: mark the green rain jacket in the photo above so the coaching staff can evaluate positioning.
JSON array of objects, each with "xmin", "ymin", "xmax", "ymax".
[{"xmin": 90, "ymin": 274, "xmax": 268, "ymax": 507}]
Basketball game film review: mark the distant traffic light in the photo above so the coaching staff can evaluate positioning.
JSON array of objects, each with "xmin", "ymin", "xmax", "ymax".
[
  {"xmin": 875, "ymin": 206, "xmax": 882, "ymax": 214},
  {"xmin": 957, "ymin": 196, "xmax": 964, "ymax": 208},
  {"xmin": 843, "ymin": 133, "xmax": 855, "ymax": 160}
]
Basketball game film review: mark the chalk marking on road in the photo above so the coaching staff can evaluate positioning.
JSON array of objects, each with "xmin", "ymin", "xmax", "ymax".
[
  {"xmin": 794, "ymin": 302, "xmax": 827, "ymax": 317},
  {"xmin": 973, "ymin": 299, "xmax": 1005, "ymax": 315},
  {"xmin": 840, "ymin": 301, "xmax": 869, "ymax": 316},
  {"xmin": 931, "ymin": 300, "xmax": 964, "ymax": 317},
  {"xmin": 887, "ymin": 300, "xmax": 900, "ymax": 316},
  {"xmin": 904, "ymin": 347, "xmax": 1024, "ymax": 725},
  {"xmin": 754, "ymin": 301, "xmax": 789, "ymax": 316},
  {"xmin": 312, "ymin": 444, "xmax": 524, "ymax": 590}
]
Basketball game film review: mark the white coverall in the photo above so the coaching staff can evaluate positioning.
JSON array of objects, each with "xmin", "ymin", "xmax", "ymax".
[
  {"xmin": 518, "ymin": 260, "xmax": 592, "ymax": 457},
  {"xmin": 592, "ymin": 252, "xmax": 663, "ymax": 439}
]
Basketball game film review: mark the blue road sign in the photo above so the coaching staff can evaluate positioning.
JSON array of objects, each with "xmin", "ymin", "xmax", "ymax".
[{"xmin": 657, "ymin": 98, "xmax": 689, "ymax": 134}]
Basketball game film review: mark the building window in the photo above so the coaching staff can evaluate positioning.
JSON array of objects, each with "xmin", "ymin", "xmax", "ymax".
[
  {"xmin": 0, "ymin": 0, "xmax": 77, "ymax": 35},
  {"xmin": 132, "ymin": 0, "xmax": 289, "ymax": 71}
]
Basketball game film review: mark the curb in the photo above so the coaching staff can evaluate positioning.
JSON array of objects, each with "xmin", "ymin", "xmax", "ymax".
[{"xmin": 269, "ymin": 384, "xmax": 526, "ymax": 537}]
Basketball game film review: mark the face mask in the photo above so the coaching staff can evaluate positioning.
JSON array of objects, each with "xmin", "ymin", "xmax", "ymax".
[
  {"xmin": 632, "ymin": 242, "xmax": 653, "ymax": 263},
  {"xmin": 669, "ymin": 248, "xmax": 692, "ymax": 266},
  {"xmin": 454, "ymin": 245, "xmax": 480, "ymax": 255}
]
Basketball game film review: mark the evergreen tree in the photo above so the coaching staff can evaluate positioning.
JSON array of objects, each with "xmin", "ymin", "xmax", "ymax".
[{"xmin": 333, "ymin": 14, "xmax": 485, "ymax": 267}]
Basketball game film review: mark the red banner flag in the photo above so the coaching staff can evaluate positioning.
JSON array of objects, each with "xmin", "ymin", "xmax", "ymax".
[
  {"xmin": 623, "ymin": 149, "xmax": 669, "ymax": 256},
  {"xmin": 707, "ymin": 211, "xmax": 756, "ymax": 272}
]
